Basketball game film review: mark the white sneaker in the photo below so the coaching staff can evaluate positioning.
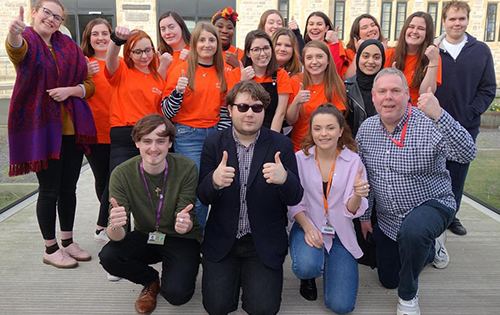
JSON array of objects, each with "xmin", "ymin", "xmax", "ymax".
[
  {"xmin": 94, "ymin": 229, "xmax": 109, "ymax": 243},
  {"xmin": 397, "ymin": 295, "xmax": 420, "ymax": 315},
  {"xmin": 107, "ymin": 273, "xmax": 122, "ymax": 282},
  {"xmin": 432, "ymin": 232, "xmax": 450, "ymax": 269}
]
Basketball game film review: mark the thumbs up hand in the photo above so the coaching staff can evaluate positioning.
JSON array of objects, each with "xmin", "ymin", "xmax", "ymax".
[
  {"xmin": 353, "ymin": 167, "xmax": 369, "ymax": 197},
  {"xmin": 9, "ymin": 6, "xmax": 26, "ymax": 36},
  {"xmin": 159, "ymin": 51, "xmax": 173, "ymax": 70},
  {"xmin": 288, "ymin": 15, "xmax": 298, "ymax": 31},
  {"xmin": 424, "ymin": 44, "xmax": 439, "ymax": 66},
  {"xmin": 212, "ymin": 151, "xmax": 236, "ymax": 189},
  {"xmin": 114, "ymin": 26, "xmax": 139, "ymax": 41},
  {"xmin": 175, "ymin": 204, "xmax": 194, "ymax": 234},
  {"xmin": 87, "ymin": 58, "xmax": 100, "ymax": 75},
  {"xmin": 176, "ymin": 69, "xmax": 188, "ymax": 93},
  {"xmin": 179, "ymin": 48, "xmax": 190, "ymax": 61},
  {"xmin": 225, "ymin": 48, "xmax": 240, "ymax": 69},
  {"xmin": 294, "ymin": 83, "xmax": 310, "ymax": 104},
  {"xmin": 325, "ymin": 26, "xmax": 339, "ymax": 44},
  {"xmin": 417, "ymin": 86, "xmax": 442, "ymax": 120},
  {"xmin": 239, "ymin": 61, "xmax": 255, "ymax": 81},
  {"xmin": 262, "ymin": 152, "xmax": 288, "ymax": 185},
  {"xmin": 109, "ymin": 197, "xmax": 128, "ymax": 229}
]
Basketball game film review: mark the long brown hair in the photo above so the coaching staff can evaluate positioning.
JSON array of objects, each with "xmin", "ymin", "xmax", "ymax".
[
  {"xmin": 157, "ymin": 11, "xmax": 191, "ymax": 54},
  {"xmin": 257, "ymin": 9, "xmax": 284, "ymax": 32},
  {"xmin": 187, "ymin": 22, "xmax": 227, "ymax": 93},
  {"xmin": 241, "ymin": 30, "xmax": 279, "ymax": 78},
  {"xmin": 346, "ymin": 14, "xmax": 384, "ymax": 51},
  {"xmin": 301, "ymin": 103, "xmax": 357, "ymax": 155},
  {"xmin": 80, "ymin": 18, "xmax": 112, "ymax": 57},
  {"xmin": 301, "ymin": 40, "xmax": 346, "ymax": 105},
  {"xmin": 392, "ymin": 12, "xmax": 435, "ymax": 89},
  {"xmin": 272, "ymin": 28, "xmax": 302, "ymax": 77},
  {"xmin": 123, "ymin": 30, "xmax": 161, "ymax": 81}
]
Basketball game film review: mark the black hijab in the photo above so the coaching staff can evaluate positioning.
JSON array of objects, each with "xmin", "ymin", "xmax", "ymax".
[{"xmin": 355, "ymin": 39, "xmax": 385, "ymax": 117}]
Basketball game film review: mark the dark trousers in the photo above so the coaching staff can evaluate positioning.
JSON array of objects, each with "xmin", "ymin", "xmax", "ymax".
[
  {"xmin": 446, "ymin": 160, "xmax": 470, "ymax": 214},
  {"xmin": 36, "ymin": 135, "xmax": 84, "ymax": 240},
  {"xmin": 97, "ymin": 127, "xmax": 140, "ymax": 227},
  {"xmin": 372, "ymin": 200, "xmax": 454, "ymax": 300},
  {"xmin": 99, "ymin": 231, "xmax": 201, "ymax": 305},
  {"xmin": 86, "ymin": 143, "xmax": 110, "ymax": 227},
  {"xmin": 202, "ymin": 234, "xmax": 283, "ymax": 315}
]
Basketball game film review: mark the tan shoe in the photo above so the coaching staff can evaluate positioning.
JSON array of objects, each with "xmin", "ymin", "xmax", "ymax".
[
  {"xmin": 43, "ymin": 249, "xmax": 78, "ymax": 269},
  {"xmin": 135, "ymin": 278, "xmax": 160, "ymax": 314}
]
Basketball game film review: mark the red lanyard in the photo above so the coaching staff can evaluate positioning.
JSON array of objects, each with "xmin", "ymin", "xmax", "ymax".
[
  {"xmin": 315, "ymin": 148, "xmax": 339, "ymax": 216},
  {"xmin": 385, "ymin": 105, "xmax": 412, "ymax": 147}
]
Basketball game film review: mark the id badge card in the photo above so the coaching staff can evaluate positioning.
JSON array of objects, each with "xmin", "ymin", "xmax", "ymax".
[
  {"xmin": 321, "ymin": 225, "xmax": 335, "ymax": 236},
  {"xmin": 147, "ymin": 231, "xmax": 166, "ymax": 245}
]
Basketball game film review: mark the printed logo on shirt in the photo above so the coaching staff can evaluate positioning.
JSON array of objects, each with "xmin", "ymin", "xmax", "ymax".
[
  {"xmin": 215, "ymin": 82, "xmax": 221, "ymax": 89},
  {"xmin": 152, "ymin": 87, "xmax": 162, "ymax": 96}
]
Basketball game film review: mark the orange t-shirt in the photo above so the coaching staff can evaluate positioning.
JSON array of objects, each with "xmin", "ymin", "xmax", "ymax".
[
  {"xmin": 163, "ymin": 63, "xmax": 239, "ymax": 128},
  {"xmin": 223, "ymin": 45, "xmax": 244, "ymax": 71},
  {"xmin": 340, "ymin": 48, "xmax": 356, "ymax": 78},
  {"xmin": 384, "ymin": 48, "xmax": 442, "ymax": 106},
  {"xmin": 105, "ymin": 59, "xmax": 166, "ymax": 128},
  {"xmin": 252, "ymin": 68, "xmax": 292, "ymax": 94},
  {"xmin": 166, "ymin": 45, "xmax": 189, "ymax": 78},
  {"xmin": 288, "ymin": 74, "xmax": 346, "ymax": 152},
  {"xmin": 88, "ymin": 57, "xmax": 112, "ymax": 143}
]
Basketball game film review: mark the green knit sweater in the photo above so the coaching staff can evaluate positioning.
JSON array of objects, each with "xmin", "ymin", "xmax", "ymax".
[{"xmin": 109, "ymin": 154, "xmax": 201, "ymax": 239}]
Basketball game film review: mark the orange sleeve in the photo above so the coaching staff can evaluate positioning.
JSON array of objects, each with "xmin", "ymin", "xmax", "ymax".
[
  {"xmin": 384, "ymin": 48, "xmax": 395, "ymax": 68},
  {"xmin": 340, "ymin": 48, "xmax": 356, "ymax": 77},
  {"xmin": 276, "ymin": 68, "xmax": 292, "ymax": 94},
  {"xmin": 437, "ymin": 55, "xmax": 442, "ymax": 86},
  {"xmin": 105, "ymin": 59, "xmax": 125, "ymax": 86},
  {"xmin": 224, "ymin": 67, "xmax": 240, "ymax": 92},
  {"xmin": 288, "ymin": 74, "xmax": 303, "ymax": 105}
]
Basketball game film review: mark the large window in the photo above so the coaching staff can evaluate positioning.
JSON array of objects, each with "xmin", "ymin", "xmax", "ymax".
[
  {"xmin": 427, "ymin": 2, "xmax": 439, "ymax": 37},
  {"xmin": 394, "ymin": 2, "xmax": 407, "ymax": 40},
  {"xmin": 380, "ymin": 2, "xmax": 393, "ymax": 40},
  {"xmin": 485, "ymin": 3, "xmax": 497, "ymax": 42},
  {"xmin": 333, "ymin": 1, "xmax": 345, "ymax": 40},
  {"xmin": 278, "ymin": 0, "xmax": 289, "ymax": 25}
]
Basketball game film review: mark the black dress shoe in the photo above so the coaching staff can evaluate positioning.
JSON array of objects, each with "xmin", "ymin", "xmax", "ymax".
[
  {"xmin": 300, "ymin": 278, "xmax": 317, "ymax": 301},
  {"xmin": 448, "ymin": 217, "xmax": 467, "ymax": 236}
]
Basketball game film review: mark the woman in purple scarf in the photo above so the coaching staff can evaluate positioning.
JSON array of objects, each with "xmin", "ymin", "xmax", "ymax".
[{"xmin": 6, "ymin": 0, "xmax": 97, "ymax": 269}]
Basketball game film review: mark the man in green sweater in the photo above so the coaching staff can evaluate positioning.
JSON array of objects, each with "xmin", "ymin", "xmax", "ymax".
[{"xmin": 99, "ymin": 114, "xmax": 202, "ymax": 315}]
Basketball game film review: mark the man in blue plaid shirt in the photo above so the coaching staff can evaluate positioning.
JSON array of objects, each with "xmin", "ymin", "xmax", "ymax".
[{"xmin": 356, "ymin": 68, "xmax": 476, "ymax": 315}]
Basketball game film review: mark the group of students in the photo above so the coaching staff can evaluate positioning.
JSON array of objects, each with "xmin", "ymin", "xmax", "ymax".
[{"xmin": 6, "ymin": 0, "xmax": 496, "ymax": 315}]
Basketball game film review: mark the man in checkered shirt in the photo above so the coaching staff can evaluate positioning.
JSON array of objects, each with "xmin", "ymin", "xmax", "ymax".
[{"xmin": 355, "ymin": 68, "xmax": 476, "ymax": 315}]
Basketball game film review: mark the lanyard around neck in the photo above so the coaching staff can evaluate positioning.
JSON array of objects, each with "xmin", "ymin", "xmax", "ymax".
[
  {"xmin": 385, "ymin": 104, "xmax": 412, "ymax": 148},
  {"xmin": 315, "ymin": 148, "xmax": 339, "ymax": 216},
  {"xmin": 140, "ymin": 161, "xmax": 168, "ymax": 231}
]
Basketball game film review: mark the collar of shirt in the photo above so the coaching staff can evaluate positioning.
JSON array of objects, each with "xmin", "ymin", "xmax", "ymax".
[
  {"xmin": 304, "ymin": 145, "xmax": 353, "ymax": 163},
  {"xmin": 232, "ymin": 127, "xmax": 260, "ymax": 148},
  {"xmin": 378, "ymin": 103, "xmax": 410, "ymax": 135}
]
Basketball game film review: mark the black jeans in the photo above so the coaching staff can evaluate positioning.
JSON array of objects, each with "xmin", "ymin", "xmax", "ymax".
[
  {"xmin": 86, "ymin": 143, "xmax": 110, "ymax": 227},
  {"xmin": 97, "ymin": 127, "xmax": 140, "ymax": 227},
  {"xmin": 202, "ymin": 234, "xmax": 283, "ymax": 315},
  {"xmin": 36, "ymin": 135, "xmax": 84, "ymax": 240},
  {"xmin": 99, "ymin": 231, "xmax": 201, "ymax": 305}
]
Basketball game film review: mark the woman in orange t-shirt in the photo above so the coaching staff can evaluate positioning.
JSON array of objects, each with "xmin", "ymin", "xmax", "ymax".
[
  {"xmin": 157, "ymin": 11, "xmax": 191, "ymax": 78},
  {"xmin": 342, "ymin": 14, "xmax": 385, "ymax": 79},
  {"xmin": 162, "ymin": 22, "xmax": 235, "ymax": 229},
  {"xmin": 384, "ymin": 12, "xmax": 441, "ymax": 106},
  {"xmin": 240, "ymin": 30, "xmax": 292, "ymax": 132},
  {"xmin": 287, "ymin": 40, "xmax": 347, "ymax": 152},
  {"xmin": 211, "ymin": 7, "xmax": 244, "ymax": 70},
  {"xmin": 81, "ymin": 18, "xmax": 114, "ymax": 241}
]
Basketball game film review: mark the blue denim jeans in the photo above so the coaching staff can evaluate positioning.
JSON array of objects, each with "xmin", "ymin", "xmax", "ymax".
[
  {"xmin": 289, "ymin": 223, "xmax": 358, "ymax": 314},
  {"xmin": 174, "ymin": 123, "xmax": 217, "ymax": 231},
  {"xmin": 373, "ymin": 199, "xmax": 455, "ymax": 300}
]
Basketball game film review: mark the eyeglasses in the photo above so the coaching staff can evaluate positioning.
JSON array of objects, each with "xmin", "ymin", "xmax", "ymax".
[
  {"xmin": 249, "ymin": 46, "xmax": 271, "ymax": 55},
  {"xmin": 131, "ymin": 47, "xmax": 154, "ymax": 57},
  {"xmin": 232, "ymin": 103, "xmax": 265, "ymax": 113},
  {"xmin": 41, "ymin": 7, "xmax": 64, "ymax": 24}
]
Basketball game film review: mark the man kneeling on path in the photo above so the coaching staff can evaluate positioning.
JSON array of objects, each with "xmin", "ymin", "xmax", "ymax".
[{"xmin": 99, "ymin": 114, "xmax": 202, "ymax": 314}]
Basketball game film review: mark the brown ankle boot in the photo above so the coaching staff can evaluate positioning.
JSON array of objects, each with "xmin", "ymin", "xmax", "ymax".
[{"xmin": 135, "ymin": 278, "xmax": 160, "ymax": 314}]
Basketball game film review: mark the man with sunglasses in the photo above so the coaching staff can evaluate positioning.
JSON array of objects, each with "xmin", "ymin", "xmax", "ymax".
[{"xmin": 198, "ymin": 80, "xmax": 303, "ymax": 314}]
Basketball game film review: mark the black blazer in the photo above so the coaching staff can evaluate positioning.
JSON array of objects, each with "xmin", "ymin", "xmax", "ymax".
[{"xmin": 197, "ymin": 127, "xmax": 303, "ymax": 270}]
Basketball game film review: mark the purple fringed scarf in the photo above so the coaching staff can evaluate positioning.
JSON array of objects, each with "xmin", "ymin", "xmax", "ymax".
[{"xmin": 8, "ymin": 27, "xmax": 97, "ymax": 176}]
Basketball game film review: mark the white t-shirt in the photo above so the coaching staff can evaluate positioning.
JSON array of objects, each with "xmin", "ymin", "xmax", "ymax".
[{"xmin": 441, "ymin": 35, "xmax": 467, "ymax": 60}]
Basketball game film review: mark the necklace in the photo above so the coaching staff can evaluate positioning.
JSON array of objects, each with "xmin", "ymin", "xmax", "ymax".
[{"xmin": 198, "ymin": 63, "xmax": 213, "ymax": 77}]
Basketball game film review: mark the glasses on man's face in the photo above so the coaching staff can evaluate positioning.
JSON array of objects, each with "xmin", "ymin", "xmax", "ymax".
[
  {"xmin": 131, "ymin": 47, "xmax": 154, "ymax": 57},
  {"xmin": 249, "ymin": 46, "xmax": 271, "ymax": 55},
  {"xmin": 232, "ymin": 103, "xmax": 265, "ymax": 113},
  {"xmin": 41, "ymin": 7, "xmax": 64, "ymax": 24}
]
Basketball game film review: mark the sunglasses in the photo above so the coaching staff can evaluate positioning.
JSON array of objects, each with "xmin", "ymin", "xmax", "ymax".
[{"xmin": 232, "ymin": 103, "xmax": 265, "ymax": 113}]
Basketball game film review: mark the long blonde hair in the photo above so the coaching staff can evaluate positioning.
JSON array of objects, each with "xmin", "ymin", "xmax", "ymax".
[{"xmin": 187, "ymin": 22, "xmax": 227, "ymax": 93}]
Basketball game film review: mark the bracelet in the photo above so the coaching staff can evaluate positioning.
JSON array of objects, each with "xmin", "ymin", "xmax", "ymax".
[
  {"xmin": 110, "ymin": 31, "xmax": 127, "ymax": 46},
  {"xmin": 423, "ymin": 64, "xmax": 438, "ymax": 72}
]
